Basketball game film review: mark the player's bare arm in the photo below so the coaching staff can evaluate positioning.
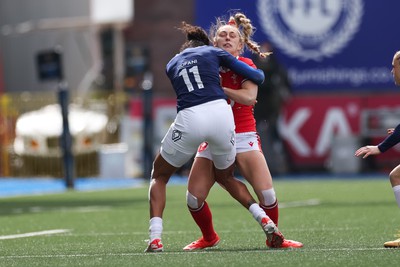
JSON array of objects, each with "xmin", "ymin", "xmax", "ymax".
[
  {"xmin": 354, "ymin": 145, "xmax": 381, "ymax": 158},
  {"xmin": 222, "ymin": 80, "xmax": 257, "ymax": 106}
]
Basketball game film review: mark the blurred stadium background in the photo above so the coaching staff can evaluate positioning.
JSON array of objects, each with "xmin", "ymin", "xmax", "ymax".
[{"xmin": 0, "ymin": 0, "xmax": 400, "ymax": 185}]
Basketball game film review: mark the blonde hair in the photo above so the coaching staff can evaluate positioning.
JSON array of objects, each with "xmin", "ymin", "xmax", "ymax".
[
  {"xmin": 210, "ymin": 12, "xmax": 271, "ymax": 58},
  {"xmin": 395, "ymin": 51, "xmax": 400, "ymax": 64}
]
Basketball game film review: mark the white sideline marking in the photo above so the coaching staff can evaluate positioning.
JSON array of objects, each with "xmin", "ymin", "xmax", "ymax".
[
  {"xmin": 12, "ymin": 206, "xmax": 112, "ymax": 214},
  {"xmin": 10, "ymin": 200, "xmax": 319, "ymax": 215},
  {"xmin": 0, "ymin": 229, "xmax": 70, "ymax": 240},
  {"xmin": 0, "ymin": 247, "xmax": 390, "ymax": 259},
  {"xmin": 279, "ymin": 199, "xmax": 321, "ymax": 208}
]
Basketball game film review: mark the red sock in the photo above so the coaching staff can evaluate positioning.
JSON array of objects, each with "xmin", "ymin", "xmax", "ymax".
[
  {"xmin": 189, "ymin": 201, "xmax": 216, "ymax": 242},
  {"xmin": 261, "ymin": 200, "xmax": 279, "ymax": 226}
]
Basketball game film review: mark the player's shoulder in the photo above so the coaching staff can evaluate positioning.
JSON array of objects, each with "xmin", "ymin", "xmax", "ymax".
[
  {"xmin": 196, "ymin": 45, "xmax": 220, "ymax": 52},
  {"xmin": 238, "ymin": 57, "xmax": 256, "ymax": 68},
  {"xmin": 191, "ymin": 45, "xmax": 225, "ymax": 58}
]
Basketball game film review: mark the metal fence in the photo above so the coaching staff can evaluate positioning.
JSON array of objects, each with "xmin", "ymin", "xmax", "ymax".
[{"xmin": 0, "ymin": 91, "xmax": 124, "ymax": 178}]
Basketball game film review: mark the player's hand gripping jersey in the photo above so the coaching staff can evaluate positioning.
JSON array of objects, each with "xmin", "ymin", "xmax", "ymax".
[
  {"xmin": 166, "ymin": 45, "xmax": 264, "ymax": 112},
  {"xmin": 220, "ymin": 57, "xmax": 257, "ymax": 133}
]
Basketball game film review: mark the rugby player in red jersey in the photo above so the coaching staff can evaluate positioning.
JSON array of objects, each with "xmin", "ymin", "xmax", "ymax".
[
  {"xmin": 145, "ymin": 22, "xmax": 273, "ymax": 252},
  {"xmin": 183, "ymin": 13, "xmax": 303, "ymax": 251}
]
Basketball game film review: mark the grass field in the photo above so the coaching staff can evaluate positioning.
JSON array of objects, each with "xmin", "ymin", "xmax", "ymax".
[{"xmin": 0, "ymin": 177, "xmax": 399, "ymax": 267}]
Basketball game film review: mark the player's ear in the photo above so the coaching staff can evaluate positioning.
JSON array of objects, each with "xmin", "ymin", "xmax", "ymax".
[{"xmin": 239, "ymin": 43, "xmax": 244, "ymax": 51}]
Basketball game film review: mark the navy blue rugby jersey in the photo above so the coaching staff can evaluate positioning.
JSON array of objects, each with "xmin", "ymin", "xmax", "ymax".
[
  {"xmin": 378, "ymin": 124, "xmax": 400, "ymax": 153},
  {"xmin": 166, "ymin": 45, "xmax": 264, "ymax": 112}
]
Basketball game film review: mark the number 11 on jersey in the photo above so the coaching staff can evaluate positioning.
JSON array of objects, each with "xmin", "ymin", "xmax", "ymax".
[{"xmin": 179, "ymin": 66, "xmax": 204, "ymax": 92}]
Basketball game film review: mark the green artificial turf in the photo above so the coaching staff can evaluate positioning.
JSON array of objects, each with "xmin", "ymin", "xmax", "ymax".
[{"xmin": 0, "ymin": 178, "xmax": 399, "ymax": 267}]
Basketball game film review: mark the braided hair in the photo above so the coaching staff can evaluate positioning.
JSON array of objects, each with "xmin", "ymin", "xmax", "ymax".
[
  {"xmin": 395, "ymin": 51, "xmax": 400, "ymax": 65},
  {"xmin": 210, "ymin": 12, "xmax": 271, "ymax": 58},
  {"xmin": 178, "ymin": 22, "xmax": 210, "ymax": 52}
]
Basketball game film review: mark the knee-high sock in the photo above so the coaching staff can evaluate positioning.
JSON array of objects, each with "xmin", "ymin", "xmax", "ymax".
[
  {"xmin": 393, "ymin": 185, "xmax": 400, "ymax": 208},
  {"xmin": 260, "ymin": 200, "xmax": 279, "ymax": 226},
  {"xmin": 189, "ymin": 201, "xmax": 216, "ymax": 241}
]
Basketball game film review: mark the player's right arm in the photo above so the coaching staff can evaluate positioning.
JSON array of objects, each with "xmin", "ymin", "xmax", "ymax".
[{"xmin": 377, "ymin": 124, "xmax": 400, "ymax": 153}]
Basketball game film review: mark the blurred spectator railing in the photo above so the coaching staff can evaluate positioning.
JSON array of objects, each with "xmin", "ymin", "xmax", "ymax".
[
  {"xmin": 0, "ymin": 91, "xmax": 124, "ymax": 178},
  {"xmin": 360, "ymin": 108, "xmax": 400, "ymax": 138}
]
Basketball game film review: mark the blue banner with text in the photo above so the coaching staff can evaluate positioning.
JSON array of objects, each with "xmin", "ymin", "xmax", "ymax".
[{"xmin": 195, "ymin": 0, "xmax": 400, "ymax": 92}]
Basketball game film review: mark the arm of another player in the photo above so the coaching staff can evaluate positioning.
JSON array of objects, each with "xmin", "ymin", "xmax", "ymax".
[
  {"xmin": 355, "ymin": 124, "xmax": 400, "ymax": 158},
  {"xmin": 219, "ymin": 50, "xmax": 265, "ymax": 85},
  {"xmin": 354, "ymin": 145, "xmax": 381, "ymax": 159}
]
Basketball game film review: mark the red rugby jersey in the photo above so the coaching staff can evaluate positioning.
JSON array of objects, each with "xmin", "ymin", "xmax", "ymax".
[{"xmin": 220, "ymin": 57, "xmax": 257, "ymax": 133}]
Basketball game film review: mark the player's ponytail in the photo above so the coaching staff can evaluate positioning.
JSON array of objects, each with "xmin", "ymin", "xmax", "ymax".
[
  {"xmin": 230, "ymin": 13, "xmax": 271, "ymax": 58},
  {"xmin": 178, "ymin": 22, "xmax": 210, "ymax": 51}
]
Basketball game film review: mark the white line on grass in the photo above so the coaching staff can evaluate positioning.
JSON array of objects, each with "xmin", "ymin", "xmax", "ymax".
[
  {"xmin": 10, "ymin": 199, "xmax": 320, "ymax": 215},
  {"xmin": 53, "ymin": 225, "xmax": 362, "ymax": 238},
  {"xmin": 0, "ymin": 247, "xmax": 391, "ymax": 259},
  {"xmin": 1, "ymin": 199, "xmax": 320, "ymax": 241},
  {"xmin": 279, "ymin": 199, "xmax": 321, "ymax": 208},
  {"xmin": 11, "ymin": 206, "xmax": 112, "ymax": 214},
  {"xmin": 0, "ymin": 229, "xmax": 71, "ymax": 240}
]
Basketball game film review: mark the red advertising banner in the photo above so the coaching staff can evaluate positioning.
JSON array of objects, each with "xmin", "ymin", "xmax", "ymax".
[
  {"xmin": 128, "ymin": 94, "xmax": 400, "ymax": 173},
  {"xmin": 281, "ymin": 93, "xmax": 400, "ymax": 171},
  {"xmin": 281, "ymin": 95, "xmax": 361, "ymax": 166}
]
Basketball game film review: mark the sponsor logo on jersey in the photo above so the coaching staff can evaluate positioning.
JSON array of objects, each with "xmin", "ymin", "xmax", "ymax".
[
  {"xmin": 172, "ymin": 130, "xmax": 182, "ymax": 142},
  {"xmin": 257, "ymin": 0, "xmax": 364, "ymax": 61},
  {"xmin": 231, "ymin": 73, "xmax": 238, "ymax": 85}
]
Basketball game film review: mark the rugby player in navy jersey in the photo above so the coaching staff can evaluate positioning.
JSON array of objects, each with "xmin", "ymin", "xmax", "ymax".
[
  {"xmin": 355, "ymin": 50, "xmax": 400, "ymax": 248},
  {"xmin": 183, "ymin": 12, "xmax": 302, "ymax": 251},
  {"xmin": 145, "ymin": 22, "xmax": 269, "ymax": 252}
]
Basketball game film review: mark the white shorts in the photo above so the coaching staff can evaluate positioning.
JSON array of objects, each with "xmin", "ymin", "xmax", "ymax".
[
  {"xmin": 160, "ymin": 100, "xmax": 236, "ymax": 169},
  {"xmin": 196, "ymin": 131, "xmax": 261, "ymax": 160}
]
